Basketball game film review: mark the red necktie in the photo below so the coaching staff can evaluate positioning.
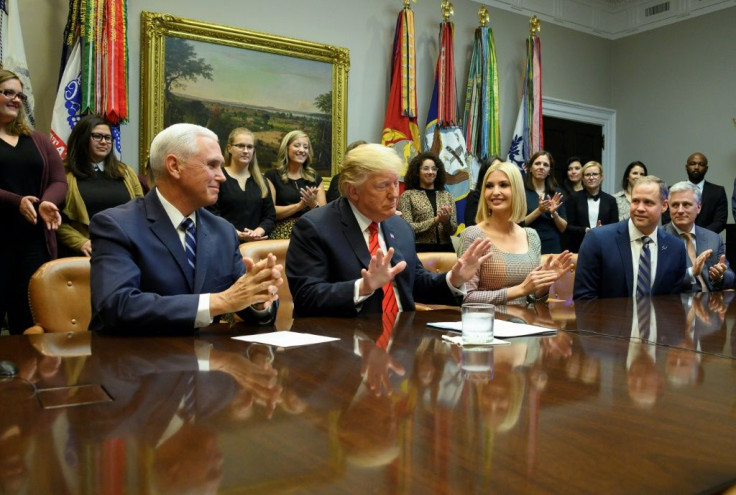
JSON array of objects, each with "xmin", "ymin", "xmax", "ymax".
[{"xmin": 368, "ymin": 222, "xmax": 398, "ymax": 348}]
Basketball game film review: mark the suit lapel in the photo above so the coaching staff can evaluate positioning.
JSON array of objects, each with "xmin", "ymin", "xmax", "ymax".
[
  {"xmin": 381, "ymin": 219, "xmax": 409, "ymax": 306},
  {"xmin": 193, "ymin": 211, "xmax": 212, "ymax": 293},
  {"xmin": 146, "ymin": 191, "xmax": 195, "ymax": 290},
  {"xmin": 339, "ymin": 199, "xmax": 371, "ymax": 269},
  {"xmin": 653, "ymin": 229, "xmax": 674, "ymax": 293},
  {"xmin": 615, "ymin": 222, "xmax": 634, "ymax": 295}
]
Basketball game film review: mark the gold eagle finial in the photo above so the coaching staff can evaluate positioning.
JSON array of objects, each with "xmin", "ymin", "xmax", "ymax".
[
  {"xmin": 478, "ymin": 6, "xmax": 490, "ymax": 26},
  {"xmin": 530, "ymin": 15, "xmax": 541, "ymax": 35}
]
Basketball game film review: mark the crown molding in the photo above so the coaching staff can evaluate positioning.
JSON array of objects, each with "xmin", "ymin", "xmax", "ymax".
[{"xmin": 475, "ymin": 0, "xmax": 736, "ymax": 39}]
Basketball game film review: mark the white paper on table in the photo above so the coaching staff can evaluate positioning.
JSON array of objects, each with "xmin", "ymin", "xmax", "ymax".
[
  {"xmin": 232, "ymin": 331, "xmax": 339, "ymax": 348},
  {"xmin": 441, "ymin": 335, "xmax": 510, "ymax": 346},
  {"xmin": 428, "ymin": 319, "xmax": 557, "ymax": 338}
]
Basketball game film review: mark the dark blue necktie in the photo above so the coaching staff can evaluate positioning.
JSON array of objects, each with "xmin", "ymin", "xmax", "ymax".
[
  {"xmin": 180, "ymin": 217, "xmax": 196, "ymax": 271},
  {"xmin": 636, "ymin": 236, "xmax": 652, "ymax": 298},
  {"xmin": 636, "ymin": 237, "xmax": 652, "ymax": 340}
]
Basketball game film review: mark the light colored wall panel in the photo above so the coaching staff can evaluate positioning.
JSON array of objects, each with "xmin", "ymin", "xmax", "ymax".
[{"xmin": 611, "ymin": 7, "xmax": 736, "ymax": 221}]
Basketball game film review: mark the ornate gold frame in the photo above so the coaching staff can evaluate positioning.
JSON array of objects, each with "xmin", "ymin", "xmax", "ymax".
[{"xmin": 139, "ymin": 11, "xmax": 349, "ymax": 178}]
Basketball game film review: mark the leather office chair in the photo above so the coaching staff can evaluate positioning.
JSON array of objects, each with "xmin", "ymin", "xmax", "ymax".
[
  {"xmin": 239, "ymin": 239, "xmax": 292, "ymax": 330},
  {"xmin": 25, "ymin": 257, "xmax": 91, "ymax": 334},
  {"xmin": 542, "ymin": 253, "xmax": 577, "ymax": 302},
  {"xmin": 416, "ymin": 252, "xmax": 459, "ymax": 311},
  {"xmin": 417, "ymin": 252, "xmax": 458, "ymax": 274}
]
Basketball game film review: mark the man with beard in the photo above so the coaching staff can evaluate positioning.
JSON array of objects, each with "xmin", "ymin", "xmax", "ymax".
[{"xmin": 662, "ymin": 152, "xmax": 727, "ymax": 233}]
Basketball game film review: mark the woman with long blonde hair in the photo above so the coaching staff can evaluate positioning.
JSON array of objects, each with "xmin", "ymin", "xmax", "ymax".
[
  {"xmin": 265, "ymin": 130, "xmax": 326, "ymax": 239},
  {"xmin": 460, "ymin": 161, "xmax": 571, "ymax": 305}
]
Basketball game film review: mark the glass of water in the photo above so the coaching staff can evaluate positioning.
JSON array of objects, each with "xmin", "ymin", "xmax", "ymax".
[{"xmin": 461, "ymin": 303, "xmax": 495, "ymax": 345}]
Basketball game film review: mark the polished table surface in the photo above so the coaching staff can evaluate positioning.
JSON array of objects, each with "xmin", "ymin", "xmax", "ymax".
[{"xmin": 1, "ymin": 293, "xmax": 735, "ymax": 494}]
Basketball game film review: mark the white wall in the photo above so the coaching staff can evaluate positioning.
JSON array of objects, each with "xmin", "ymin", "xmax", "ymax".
[{"xmin": 611, "ymin": 7, "xmax": 736, "ymax": 221}]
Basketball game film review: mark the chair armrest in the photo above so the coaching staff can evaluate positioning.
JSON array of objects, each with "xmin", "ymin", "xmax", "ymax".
[{"xmin": 23, "ymin": 325, "xmax": 45, "ymax": 335}]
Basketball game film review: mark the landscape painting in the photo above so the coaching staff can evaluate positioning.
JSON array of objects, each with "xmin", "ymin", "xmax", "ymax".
[{"xmin": 140, "ymin": 12, "xmax": 349, "ymax": 179}]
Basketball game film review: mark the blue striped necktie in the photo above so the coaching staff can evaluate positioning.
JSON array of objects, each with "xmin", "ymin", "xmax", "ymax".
[
  {"xmin": 636, "ymin": 236, "xmax": 652, "ymax": 298},
  {"xmin": 180, "ymin": 217, "xmax": 196, "ymax": 271},
  {"xmin": 636, "ymin": 236, "xmax": 652, "ymax": 340}
]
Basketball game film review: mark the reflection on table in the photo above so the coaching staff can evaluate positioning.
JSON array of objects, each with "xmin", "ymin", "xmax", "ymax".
[{"xmin": 0, "ymin": 297, "xmax": 734, "ymax": 494}]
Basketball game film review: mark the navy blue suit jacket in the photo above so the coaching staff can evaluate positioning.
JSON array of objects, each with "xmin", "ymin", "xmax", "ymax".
[
  {"xmin": 90, "ymin": 190, "xmax": 275, "ymax": 334},
  {"xmin": 573, "ymin": 220, "xmax": 687, "ymax": 300},
  {"xmin": 286, "ymin": 198, "xmax": 459, "ymax": 317}
]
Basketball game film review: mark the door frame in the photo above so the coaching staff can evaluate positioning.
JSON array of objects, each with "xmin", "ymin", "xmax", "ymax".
[{"xmin": 543, "ymin": 97, "xmax": 617, "ymax": 193}]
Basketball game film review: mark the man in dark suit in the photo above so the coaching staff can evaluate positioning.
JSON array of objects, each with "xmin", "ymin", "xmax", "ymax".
[
  {"xmin": 661, "ymin": 152, "xmax": 727, "ymax": 233},
  {"xmin": 564, "ymin": 161, "xmax": 619, "ymax": 252},
  {"xmin": 286, "ymin": 143, "xmax": 491, "ymax": 317},
  {"xmin": 90, "ymin": 124, "xmax": 282, "ymax": 334},
  {"xmin": 663, "ymin": 181, "xmax": 734, "ymax": 291},
  {"xmin": 574, "ymin": 176, "xmax": 687, "ymax": 299}
]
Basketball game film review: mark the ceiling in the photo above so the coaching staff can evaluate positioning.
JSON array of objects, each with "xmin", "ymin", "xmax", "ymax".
[{"xmin": 477, "ymin": 0, "xmax": 736, "ymax": 39}]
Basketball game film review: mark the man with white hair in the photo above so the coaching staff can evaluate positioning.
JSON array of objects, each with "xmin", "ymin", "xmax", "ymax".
[
  {"xmin": 286, "ymin": 143, "xmax": 492, "ymax": 317},
  {"xmin": 90, "ymin": 123, "xmax": 282, "ymax": 333},
  {"xmin": 663, "ymin": 181, "xmax": 734, "ymax": 291}
]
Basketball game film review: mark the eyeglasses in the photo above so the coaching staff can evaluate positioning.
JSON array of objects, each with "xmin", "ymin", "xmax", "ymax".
[
  {"xmin": 583, "ymin": 172, "xmax": 601, "ymax": 178},
  {"xmin": 90, "ymin": 133, "xmax": 113, "ymax": 143},
  {"xmin": 231, "ymin": 143, "xmax": 254, "ymax": 150},
  {"xmin": 0, "ymin": 89, "xmax": 28, "ymax": 102}
]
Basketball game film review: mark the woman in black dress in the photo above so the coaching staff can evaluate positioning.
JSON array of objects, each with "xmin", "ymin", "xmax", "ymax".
[
  {"xmin": 210, "ymin": 127, "xmax": 275, "ymax": 242},
  {"xmin": 0, "ymin": 69, "xmax": 66, "ymax": 334},
  {"xmin": 265, "ymin": 130, "xmax": 325, "ymax": 239}
]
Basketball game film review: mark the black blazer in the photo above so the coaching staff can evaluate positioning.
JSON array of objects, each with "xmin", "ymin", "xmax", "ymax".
[
  {"xmin": 286, "ymin": 197, "xmax": 459, "ymax": 317},
  {"xmin": 565, "ymin": 190, "xmax": 619, "ymax": 253}
]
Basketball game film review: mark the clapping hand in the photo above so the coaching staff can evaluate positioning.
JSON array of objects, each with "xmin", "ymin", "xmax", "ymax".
[
  {"xmin": 692, "ymin": 249, "xmax": 713, "ymax": 277},
  {"xmin": 542, "ymin": 250, "xmax": 574, "ymax": 279},
  {"xmin": 707, "ymin": 254, "xmax": 728, "ymax": 284},
  {"xmin": 299, "ymin": 186, "xmax": 319, "ymax": 209},
  {"xmin": 435, "ymin": 205, "xmax": 452, "ymax": 224}
]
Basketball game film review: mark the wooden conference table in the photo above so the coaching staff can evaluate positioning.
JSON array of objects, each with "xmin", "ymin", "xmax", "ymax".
[{"xmin": 0, "ymin": 293, "xmax": 735, "ymax": 494}]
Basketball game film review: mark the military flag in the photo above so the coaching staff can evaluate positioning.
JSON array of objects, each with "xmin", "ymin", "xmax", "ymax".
[
  {"xmin": 381, "ymin": 6, "xmax": 420, "ymax": 179},
  {"xmin": 463, "ymin": 7, "xmax": 500, "ymax": 191},
  {"xmin": 425, "ymin": 11, "xmax": 470, "ymax": 227},
  {"xmin": 507, "ymin": 16, "xmax": 543, "ymax": 171}
]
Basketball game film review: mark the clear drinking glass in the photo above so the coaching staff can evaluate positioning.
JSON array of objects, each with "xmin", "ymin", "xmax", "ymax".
[{"xmin": 461, "ymin": 303, "xmax": 495, "ymax": 345}]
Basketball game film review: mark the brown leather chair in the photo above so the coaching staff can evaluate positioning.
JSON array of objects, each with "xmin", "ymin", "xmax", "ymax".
[
  {"xmin": 542, "ymin": 253, "xmax": 577, "ymax": 302},
  {"xmin": 25, "ymin": 257, "xmax": 91, "ymax": 334},
  {"xmin": 239, "ymin": 239, "xmax": 292, "ymax": 330},
  {"xmin": 417, "ymin": 252, "xmax": 458, "ymax": 274},
  {"xmin": 416, "ymin": 252, "xmax": 459, "ymax": 311}
]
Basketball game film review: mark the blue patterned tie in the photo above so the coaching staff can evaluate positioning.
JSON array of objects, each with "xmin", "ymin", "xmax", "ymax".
[
  {"xmin": 636, "ymin": 236, "xmax": 652, "ymax": 340},
  {"xmin": 636, "ymin": 236, "xmax": 652, "ymax": 298},
  {"xmin": 180, "ymin": 217, "xmax": 196, "ymax": 271}
]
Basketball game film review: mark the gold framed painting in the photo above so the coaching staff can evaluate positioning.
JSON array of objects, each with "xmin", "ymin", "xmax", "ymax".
[{"xmin": 139, "ymin": 11, "xmax": 349, "ymax": 181}]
